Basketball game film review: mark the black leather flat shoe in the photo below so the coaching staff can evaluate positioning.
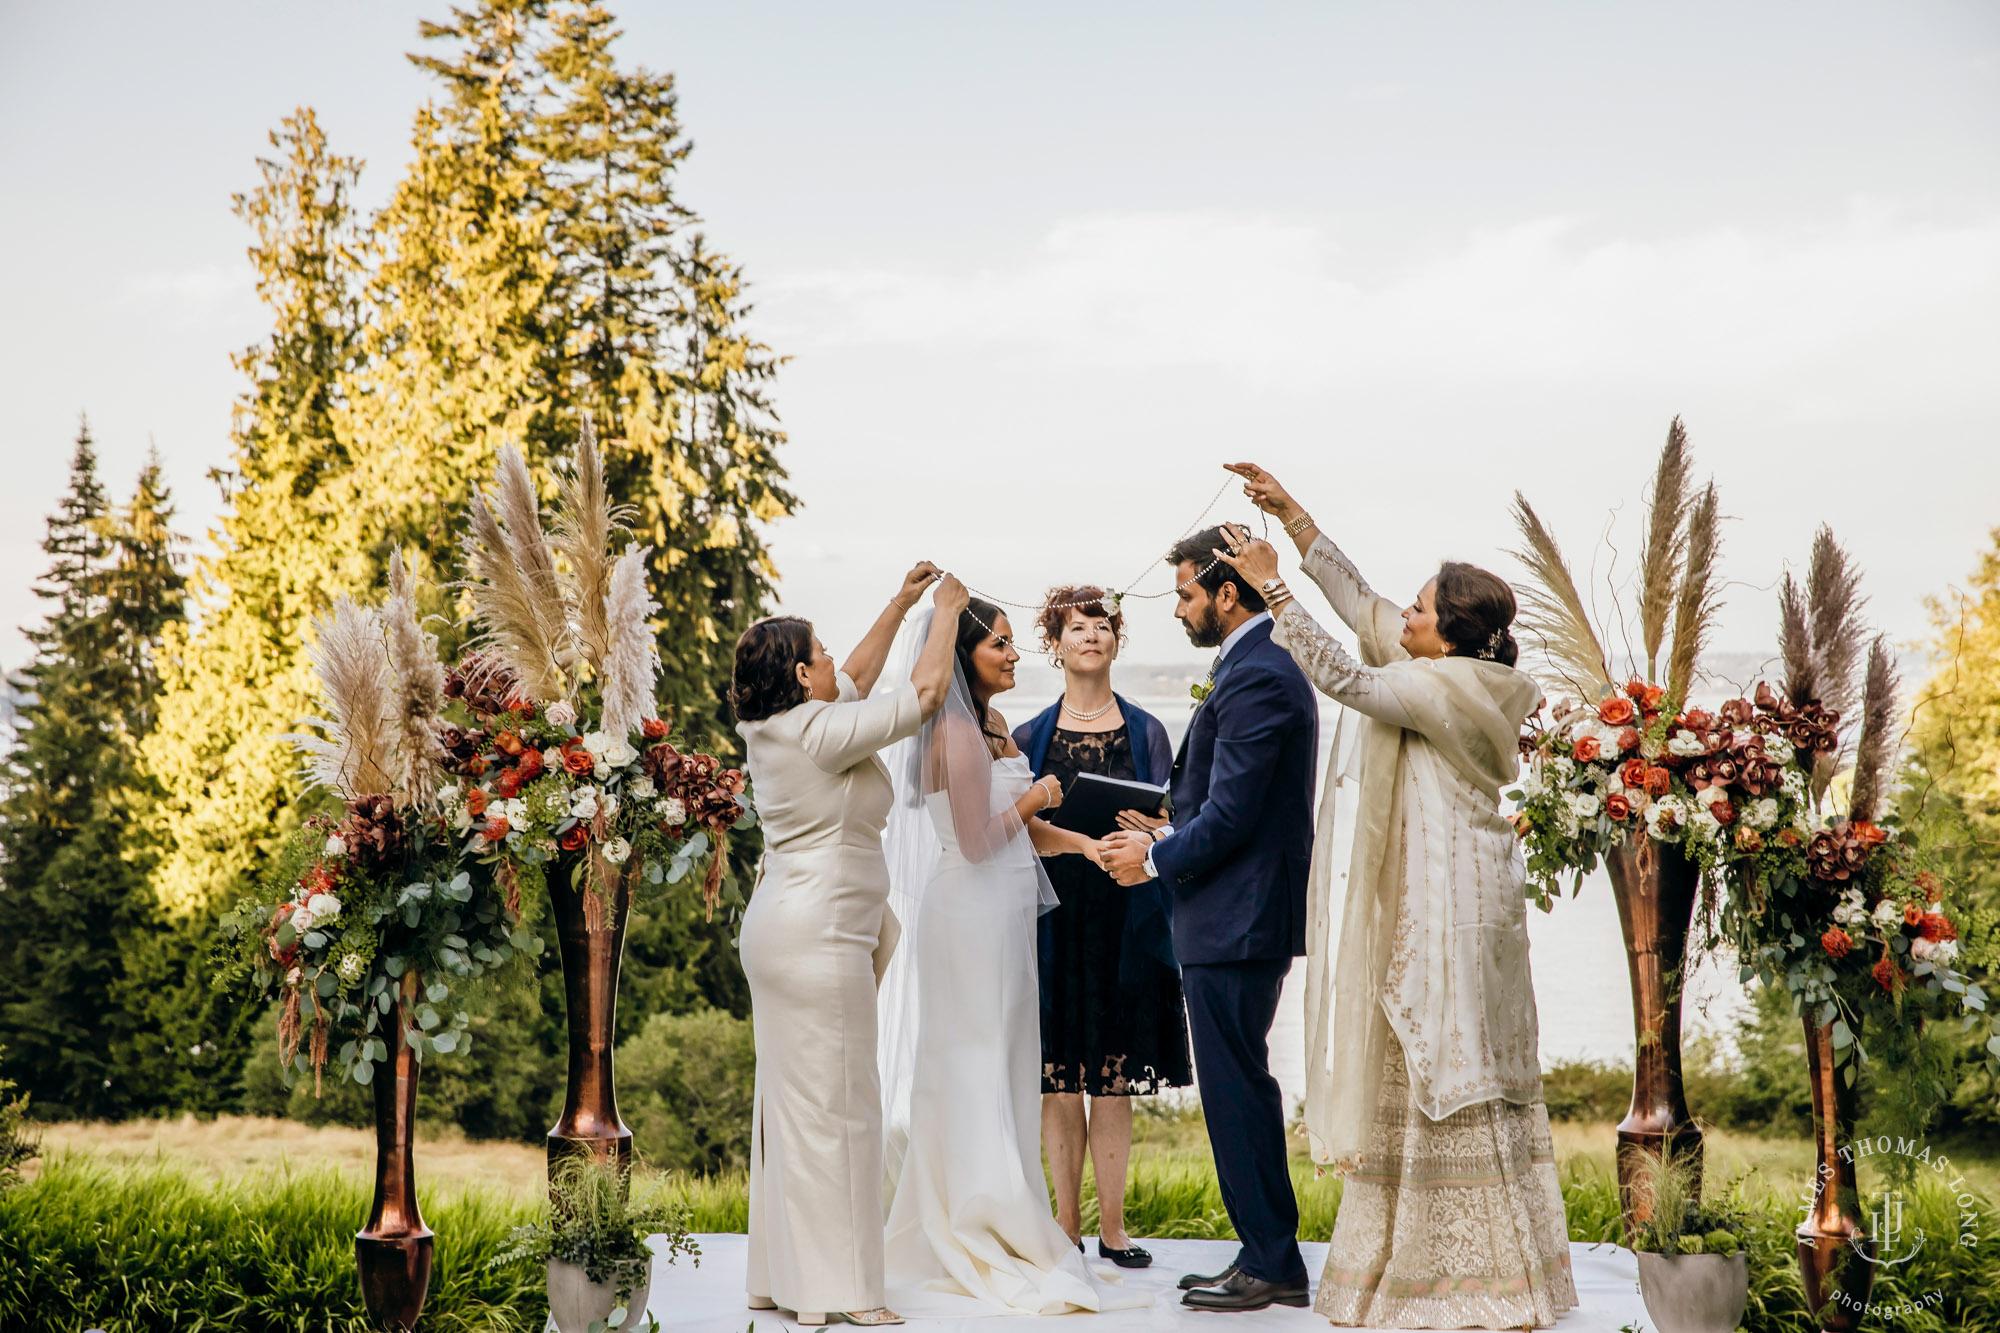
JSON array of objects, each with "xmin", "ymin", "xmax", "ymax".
[
  {"xmin": 1176, "ymin": 1263, "xmax": 1237, "ymax": 1291},
  {"xmin": 1096, "ymin": 1239, "xmax": 1153, "ymax": 1269},
  {"xmin": 1181, "ymin": 1270, "xmax": 1311, "ymax": 1312}
]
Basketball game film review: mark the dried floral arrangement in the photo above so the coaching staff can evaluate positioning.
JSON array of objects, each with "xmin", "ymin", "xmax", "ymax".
[
  {"xmin": 440, "ymin": 418, "xmax": 750, "ymax": 925},
  {"xmin": 1710, "ymin": 531, "xmax": 1999, "ymax": 1086},
  {"xmin": 221, "ymin": 418, "xmax": 752, "ymax": 1091},
  {"xmin": 1504, "ymin": 419, "xmax": 1820, "ymax": 903},
  {"xmin": 219, "ymin": 552, "xmax": 539, "ymax": 1090}
]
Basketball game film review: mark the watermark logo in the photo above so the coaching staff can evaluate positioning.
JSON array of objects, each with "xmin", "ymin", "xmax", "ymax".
[{"xmin": 1800, "ymin": 1133, "xmax": 1986, "ymax": 1321}]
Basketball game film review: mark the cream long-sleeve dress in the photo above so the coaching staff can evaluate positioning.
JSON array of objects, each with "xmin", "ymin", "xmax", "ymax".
[
  {"xmin": 1275, "ymin": 537, "xmax": 1576, "ymax": 1330},
  {"xmin": 738, "ymin": 670, "xmax": 924, "ymax": 1316}
]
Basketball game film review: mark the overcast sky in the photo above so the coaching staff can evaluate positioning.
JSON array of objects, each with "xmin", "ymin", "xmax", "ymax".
[{"xmin": 4, "ymin": 1, "xmax": 1997, "ymax": 677}]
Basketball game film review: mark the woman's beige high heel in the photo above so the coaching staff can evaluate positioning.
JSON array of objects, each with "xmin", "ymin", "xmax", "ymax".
[{"xmin": 747, "ymin": 1296, "xmax": 777, "ymax": 1311}]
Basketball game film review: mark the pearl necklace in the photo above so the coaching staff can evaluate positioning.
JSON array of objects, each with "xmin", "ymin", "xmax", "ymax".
[{"xmin": 1061, "ymin": 697, "xmax": 1117, "ymax": 722}]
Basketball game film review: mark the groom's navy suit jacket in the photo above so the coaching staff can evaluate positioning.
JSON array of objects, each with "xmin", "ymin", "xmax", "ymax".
[{"xmin": 1149, "ymin": 618, "xmax": 1318, "ymax": 965}]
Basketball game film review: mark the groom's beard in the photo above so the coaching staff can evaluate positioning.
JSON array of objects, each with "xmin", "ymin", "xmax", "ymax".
[{"xmin": 1181, "ymin": 601, "xmax": 1228, "ymax": 649}]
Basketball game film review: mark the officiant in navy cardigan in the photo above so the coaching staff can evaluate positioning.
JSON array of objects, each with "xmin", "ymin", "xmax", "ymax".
[{"xmin": 1012, "ymin": 585, "xmax": 1190, "ymax": 1272}]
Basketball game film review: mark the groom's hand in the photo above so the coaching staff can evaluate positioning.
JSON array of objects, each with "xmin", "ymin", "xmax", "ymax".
[{"xmin": 1100, "ymin": 831, "xmax": 1153, "ymax": 886}]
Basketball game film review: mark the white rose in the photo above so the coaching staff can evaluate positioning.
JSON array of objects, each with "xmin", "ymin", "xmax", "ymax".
[
  {"xmin": 1696, "ymin": 785, "xmax": 1725, "ymax": 809},
  {"xmin": 1668, "ymin": 730, "xmax": 1706, "ymax": 757},
  {"xmin": 601, "ymin": 738, "xmax": 638, "ymax": 769},
  {"xmin": 1872, "ymin": 898, "xmax": 1904, "ymax": 928},
  {"xmin": 1568, "ymin": 792, "xmax": 1602, "ymax": 819},
  {"xmin": 1745, "ymin": 798, "xmax": 1780, "ymax": 830},
  {"xmin": 1833, "ymin": 888, "xmax": 1868, "ymax": 927},
  {"xmin": 599, "ymin": 793, "xmax": 620, "ymax": 820},
  {"xmin": 1765, "ymin": 735, "xmax": 1795, "ymax": 765},
  {"xmin": 325, "ymin": 835, "xmax": 348, "ymax": 856},
  {"xmin": 1690, "ymin": 810, "xmax": 1723, "ymax": 841},
  {"xmin": 1912, "ymin": 936, "xmax": 1939, "ymax": 962},
  {"xmin": 437, "ymin": 782, "xmax": 462, "ymax": 807},
  {"xmin": 593, "ymin": 754, "xmax": 608, "ymax": 779},
  {"xmin": 502, "ymin": 798, "xmax": 528, "ymax": 823},
  {"xmin": 543, "ymin": 746, "xmax": 564, "ymax": 769},
  {"xmin": 629, "ymin": 775, "xmax": 656, "ymax": 800},
  {"xmin": 602, "ymin": 836, "xmax": 632, "ymax": 864},
  {"xmin": 291, "ymin": 907, "xmax": 317, "ymax": 933},
  {"xmin": 1934, "ymin": 938, "xmax": 1959, "ymax": 966},
  {"xmin": 570, "ymin": 789, "xmax": 599, "ymax": 820},
  {"xmin": 305, "ymin": 892, "xmax": 342, "ymax": 923},
  {"xmin": 582, "ymin": 730, "xmax": 611, "ymax": 756},
  {"xmin": 451, "ymin": 804, "xmax": 473, "ymax": 833},
  {"xmin": 659, "ymin": 796, "xmax": 687, "ymax": 824},
  {"xmin": 1603, "ymin": 768, "xmax": 1628, "ymax": 796},
  {"xmin": 546, "ymin": 700, "xmax": 579, "ymax": 728}
]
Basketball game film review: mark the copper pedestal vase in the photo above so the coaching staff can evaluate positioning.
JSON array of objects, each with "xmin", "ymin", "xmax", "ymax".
[
  {"xmin": 1604, "ymin": 836, "xmax": 1705, "ymax": 1238},
  {"xmin": 547, "ymin": 855, "xmax": 635, "ymax": 1182},
  {"xmin": 355, "ymin": 973, "xmax": 434, "ymax": 1332},
  {"xmin": 1797, "ymin": 1016, "xmax": 1875, "ymax": 1333}
]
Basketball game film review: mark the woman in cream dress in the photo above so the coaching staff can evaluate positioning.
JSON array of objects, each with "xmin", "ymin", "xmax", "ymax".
[
  {"xmin": 732, "ymin": 565, "xmax": 968, "ymax": 1327},
  {"xmin": 1219, "ymin": 464, "xmax": 1577, "ymax": 1331}
]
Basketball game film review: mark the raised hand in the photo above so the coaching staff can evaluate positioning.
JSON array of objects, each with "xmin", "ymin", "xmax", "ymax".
[
  {"xmin": 1214, "ymin": 522, "xmax": 1282, "ymax": 589},
  {"xmin": 933, "ymin": 573, "xmax": 970, "ymax": 618},
  {"xmin": 895, "ymin": 561, "xmax": 943, "ymax": 610},
  {"xmin": 1225, "ymin": 462, "xmax": 1302, "ymax": 521}
]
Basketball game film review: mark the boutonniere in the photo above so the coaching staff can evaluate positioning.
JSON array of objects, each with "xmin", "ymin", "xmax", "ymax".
[{"xmin": 1190, "ymin": 677, "xmax": 1214, "ymax": 707}]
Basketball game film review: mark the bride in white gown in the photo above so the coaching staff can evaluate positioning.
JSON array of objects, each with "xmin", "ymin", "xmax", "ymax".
[{"xmin": 877, "ymin": 599, "xmax": 1149, "ymax": 1319}]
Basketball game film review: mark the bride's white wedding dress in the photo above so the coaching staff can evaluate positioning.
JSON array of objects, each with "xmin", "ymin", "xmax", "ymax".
[{"xmin": 876, "ymin": 620, "xmax": 1145, "ymax": 1318}]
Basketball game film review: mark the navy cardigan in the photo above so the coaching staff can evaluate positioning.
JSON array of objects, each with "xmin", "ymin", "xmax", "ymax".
[{"xmin": 1012, "ymin": 695, "xmax": 1180, "ymax": 998}]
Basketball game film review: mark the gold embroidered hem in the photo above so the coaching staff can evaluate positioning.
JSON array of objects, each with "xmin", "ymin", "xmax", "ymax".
[{"xmin": 1316, "ymin": 1037, "xmax": 1577, "ymax": 1329}]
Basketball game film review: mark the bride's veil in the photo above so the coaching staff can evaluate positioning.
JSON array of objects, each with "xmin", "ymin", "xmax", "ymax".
[{"xmin": 877, "ymin": 606, "xmax": 1056, "ymax": 1194}]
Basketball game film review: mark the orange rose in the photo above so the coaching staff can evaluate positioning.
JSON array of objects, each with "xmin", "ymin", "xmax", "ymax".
[
  {"xmin": 1573, "ymin": 736, "xmax": 1602, "ymax": 763},
  {"xmin": 1606, "ymin": 793, "xmax": 1634, "ymax": 821},
  {"xmin": 1644, "ymin": 766, "xmax": 1673, "ymax": 797},
  {"xmin": 641, "ymin": 717, "xmax": 669, "ymax": 741},
  {"xmin": 1599, "ymin": 697, "xmax": 1637, "ymax": 726},
  {"xmin": 481, "ymin": 815, "xmax": 511, "ymax": 841},
  {"xmin": 1734, "ymin": 827, "xmax": 1764, "ymax": 853},
  {"xmin": 495, "ymin": 768, "xmax": 524, "ymax": 798},
  {"xmin": 558, "ymin": 824, "xmax": 590, "ymax": 852},
  {"xmin": 515, "ymin": 747, "xmax": 545, "ymax": 780},
  {"xmin": 1902, "ymin": 902, "xmax": 1923, "ymax": 927},
  {"xmin": 562, "ymin": 747, "xmax": 597, "ymax": 776},
  {"xmin": 1872, "ymin": 956, "xmax": 1904, "ymax": 993},
  {"xmin": 1641, "ymin": 684, "xmax": 1667, "ymax": 712},
  {"xmin": 496, "ymin": 730, "xmax": 524, "ymax": 756},
  {"xmin": 1821, "ymin": 927, "xmax": 1853, "ymax": 959},
  {"xmin": 1850, "ymin": 820, "xmax": 1889, "ymax": 847},
  {"xmin": 1625, "ymin": 678, "xmax": 1648, "ymax": 702},
  {"xmin": 465, "ymin": 788, "xmax": 489, "ymax": 817},
  {"xmin": 1620, "ymin": 758, "xmax": 1650, "ymax": 789},
  {"xmin": 1618, "ymin": 728, "xmax": 1641, "ymax": 753},
  {"xmin": 1919, "ymin": 913, "xmax": 1957, "ymax": 942},
  {"xmin": 1777, "ymin": 827, "xmax": 1802, "ymax": 847}
]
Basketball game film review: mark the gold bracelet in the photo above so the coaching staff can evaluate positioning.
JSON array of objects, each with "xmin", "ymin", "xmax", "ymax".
[{"xmin": 1283, "ymin": 511, "xmax": 1315, "ymax": 537}]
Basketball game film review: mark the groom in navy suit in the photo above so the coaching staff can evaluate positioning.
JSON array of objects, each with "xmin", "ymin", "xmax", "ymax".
[{"xmin": 1102, "ymin": 525, "xmax": 1317, "ymax": 1311}]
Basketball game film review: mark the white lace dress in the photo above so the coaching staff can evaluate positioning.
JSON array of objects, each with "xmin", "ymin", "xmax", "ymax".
[{"xmin": 1274, "ymin": 537, "xmax": 1577, "ymax": 1330}]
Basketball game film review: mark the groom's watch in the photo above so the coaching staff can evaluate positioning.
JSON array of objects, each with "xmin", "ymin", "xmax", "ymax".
[{"xmin": 1141, "ymin": 824, "xmax": 1174, "ymax": 879}]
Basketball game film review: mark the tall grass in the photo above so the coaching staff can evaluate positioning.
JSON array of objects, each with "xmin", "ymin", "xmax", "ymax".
[{"xmin": 0, "ymin": 1159, "xmax": 546, "ymax": 1332}]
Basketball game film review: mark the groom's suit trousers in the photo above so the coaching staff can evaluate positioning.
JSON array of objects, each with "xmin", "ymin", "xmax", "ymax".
[{"xmin": 1180, "ymin": 957, "xmax": 1306, "ymax": 1286}]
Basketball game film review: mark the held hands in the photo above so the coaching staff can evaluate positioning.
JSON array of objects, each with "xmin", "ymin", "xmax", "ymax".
[
  {"xmin": 1099, "ymin": 830, "xmax": 1154, "ymax": 886},
  {"xmin": 1225, "ymin": 462, "xmax": 1301, "ymax": 521},
  {"xmin": 1214, "ymin": 522, "xmax": 1282, "ymax": 589},
  {"xmin": 893, "ymin": 561, "xmax": 943, "ymax": 611}
]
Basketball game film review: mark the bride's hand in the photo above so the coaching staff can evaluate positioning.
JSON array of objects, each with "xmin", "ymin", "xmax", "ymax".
[
  {"xmin": 1224, "ymin": 462, "xmax": 1302, "ymax": 521},
  {"xmin": 1215, "ymin": 523, "xmax": 1282, "ymax": 589},
  {"xmin": 933, "ymin": 573, "xmax": 970, "ymax": 618},
  {"xmin": 1034, "ymin": 775, "xmax": 1064, "ymax": 812},
  {"xmin": 894, "ymin": 561, "xmax": 942, "ymax": 610},
  {"xmin": 1082, "ymin": 838, "xmax": 1109, "ymax": 869}
]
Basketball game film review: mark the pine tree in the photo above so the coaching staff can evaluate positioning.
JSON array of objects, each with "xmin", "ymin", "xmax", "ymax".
[
  {"xmin": 141, "ymin": 110, "xmax": 370, "ymax": 921},
  {"xmin": 0, "ymin": 428, "xmax": 192, "ymax": 1116}
]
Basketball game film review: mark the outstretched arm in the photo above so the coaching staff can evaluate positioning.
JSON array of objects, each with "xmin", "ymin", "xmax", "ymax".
[
  {"xmin": 1224, "ymin": 463, "xmax": 1401, "ymax": 645},
  {"xmin": 1269, "ymin": 600, "xmax": 1423, "ymax": 730},
  {"xmin": 843, "ymin": 562, "xmax": 943, "ymax": 696}
]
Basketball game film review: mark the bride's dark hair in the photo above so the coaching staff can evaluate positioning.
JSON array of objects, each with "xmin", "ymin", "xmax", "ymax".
[{"xmin": 953, "ymin": 597, "xmax": 1011, "ymax": 747}]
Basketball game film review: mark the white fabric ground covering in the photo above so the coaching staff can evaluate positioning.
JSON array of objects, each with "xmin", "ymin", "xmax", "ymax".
[{"xmin": 631, "ymin": 1234, "xmax": 1646, "ymax": 1333}]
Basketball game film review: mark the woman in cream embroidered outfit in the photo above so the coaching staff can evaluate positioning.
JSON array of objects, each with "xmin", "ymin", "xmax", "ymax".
[
  {"xmin": 1216, "ymin": 464, "xmax": 1575, "ymax": 1330},
  {"xmin": 731, "ymin": 564, "xmax": 968, "ymax": 1328}
]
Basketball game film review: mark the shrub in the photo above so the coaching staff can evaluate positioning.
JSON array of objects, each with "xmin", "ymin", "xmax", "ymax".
[
  {"xmin": 0, "ymin": 1056, "xmax": 36, "ymax": 1191},
  {"xmin": 617, "ymin": 1008, "xmax": 754, "ymax": 1175}
]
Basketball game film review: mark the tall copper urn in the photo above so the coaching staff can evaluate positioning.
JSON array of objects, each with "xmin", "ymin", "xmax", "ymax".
[
  {"xmin": 1797, "ymin": 1016, "xmax": 1875, "ymax": 1332},
  {"xmin": 355, "ymin": 973, "xmax": 433, "ymax": 1332},
  {"xmin": 1604, "ymin": 836, "xmax": 1705, "ymax": 1237},
  {"xmin": 547, "ymin": 856, "xmax": 634, "ymax": 1182}
]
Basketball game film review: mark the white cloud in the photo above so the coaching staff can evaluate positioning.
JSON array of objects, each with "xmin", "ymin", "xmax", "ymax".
[{"xmin": 766, "ymin": 207, "xmax": 2000, "ymax": 398}]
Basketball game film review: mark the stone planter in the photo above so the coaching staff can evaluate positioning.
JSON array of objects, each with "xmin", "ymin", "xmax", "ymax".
[
  {"xmin": 547, "ymin": 1257, "xmax": 653, "ymax": 1333},
  {"xmin": 1635, "ymin": 1250, "xmax": 1748, "ymax": 1333}
]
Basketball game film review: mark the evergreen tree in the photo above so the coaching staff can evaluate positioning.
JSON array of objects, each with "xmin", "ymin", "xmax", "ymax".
[{"xmin": 0, "ymin": 427, "xmax": 191, "ymax": 1116}]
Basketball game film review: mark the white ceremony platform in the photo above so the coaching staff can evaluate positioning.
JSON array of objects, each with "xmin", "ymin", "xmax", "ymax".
[{"xmin": 628, "ymin": 1235, "xmax": 1648, "ymax": 1333}]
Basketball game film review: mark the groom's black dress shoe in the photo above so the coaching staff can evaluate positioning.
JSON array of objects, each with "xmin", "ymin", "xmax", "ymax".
[
  {"xmin": 1181, "ymin": 1270, "xmax": 1311, "ymax": 1312},
  {"xmin": 1176, "ymin": 1263, "xmax": 1237, "ymax": 1291},
  {"xmin": 1096, "ymin": 1239, "xmax": 1153, "ymax": 1269}
]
